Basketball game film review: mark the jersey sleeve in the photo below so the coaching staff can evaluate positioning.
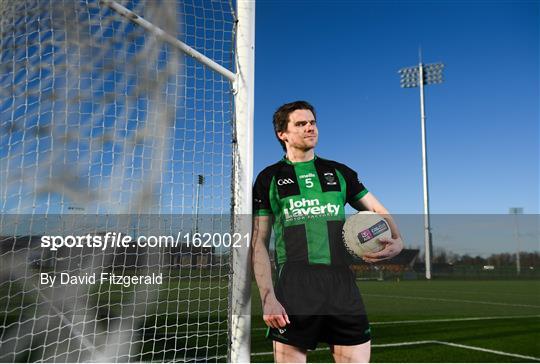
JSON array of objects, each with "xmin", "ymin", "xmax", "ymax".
[
  {"xmin": 253, "ymin": 171, "xmax": 273, "ymax": 216},
  {"xmin": 337, "ymin": 164, "xmax": 369, "ymax": 205}
]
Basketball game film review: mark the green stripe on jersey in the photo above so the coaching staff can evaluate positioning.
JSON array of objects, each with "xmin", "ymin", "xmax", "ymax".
[
  {"xmin": 255, "ymin": 209, "xmax": 272, "ymax": 216},
  {"xmin": 269, "ymin": 176, "xmax": 287, "ymax": 266},
  {"xmin": 353, "ymin": 188, "xmax": 369, "ymax": 201},
  {"xmin": 295, "ymin": 160, "xmax": 332, "ymax": 265}
]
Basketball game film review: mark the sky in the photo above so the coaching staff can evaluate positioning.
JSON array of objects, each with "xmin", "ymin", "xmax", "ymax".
[
  {"xmin": 253, "ymin": 0, "xmax": 539, "ymax": 218},
  {"xmin": 1, "ymin": 0, "xmax": 537, "ymax": 256}
]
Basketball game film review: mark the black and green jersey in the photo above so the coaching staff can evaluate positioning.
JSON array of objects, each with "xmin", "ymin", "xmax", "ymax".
[{"xmin": 253, "ymin": 156, "xmax": 368, "ymax": 267}]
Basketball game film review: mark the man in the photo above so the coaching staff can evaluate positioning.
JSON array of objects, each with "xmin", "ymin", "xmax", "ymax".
[{"xmin": 251, "ymin": 101, "xmax": 404, "ymax": 363}]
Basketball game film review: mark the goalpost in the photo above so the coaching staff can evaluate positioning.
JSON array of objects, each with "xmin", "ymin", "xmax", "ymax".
[{"xmin": 0, "ymin": 0, "xmax": 253, "ymax": 362}]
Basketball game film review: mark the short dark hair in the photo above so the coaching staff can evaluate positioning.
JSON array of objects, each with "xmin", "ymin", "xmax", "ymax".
[{"xmin": 272, "ymin": 100, "xmax": 316, "ymax": 151}]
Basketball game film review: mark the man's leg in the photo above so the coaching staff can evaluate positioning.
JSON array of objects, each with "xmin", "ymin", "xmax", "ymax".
[
  {"xmin": 273, "ymin": 341, "xmax": 308, "ymax": 363},
  {"xmin": 330, "ymin": 341, "xmax": 371, "ymax": 363}
]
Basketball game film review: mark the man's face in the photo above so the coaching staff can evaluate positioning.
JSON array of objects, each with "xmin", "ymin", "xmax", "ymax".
[{"xmin": 278, "ymin": 109, "xmax": 318, "ymax": 152}]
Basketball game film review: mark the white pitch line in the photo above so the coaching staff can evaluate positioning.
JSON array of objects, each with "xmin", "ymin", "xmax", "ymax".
[
  {"xmin": 250, "ymin": 346, "xmax": 325, "ymax": 357},
  {"xmin": 370, "ymin": 314, "xmax": 540, "ymax": 325},
  {"xmin": 433, "ymin": 341, "xmax": 540, "ymax": 361},
  {"xmin": 250, "ymin": 340, "xmax": 443, "ymax": 357},
  {"xmin": 373, "ymin": 340, "xmax": 433, "ymax": 348},
  {"xmin": 363, "ymin": 293, "xmax": 540, "ymax": 308},
  {"xmin": 251, "ymin": 314, "xmax": 540, "ymax": 331},
  {"xmin": 163, "ymin": 314, "xmax": 540, "ymax": 336},
  {"xmin": 251, "ymin": 340, "xmax": 540, "ymax": 361}
]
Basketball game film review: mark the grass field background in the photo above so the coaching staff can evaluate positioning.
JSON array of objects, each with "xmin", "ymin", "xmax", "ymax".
[
  {"xmin": 251, "ymin": 280, "xmax": 540, "ymax": 362},
  {"xmin": 1, "ymin": 274, "xmax": 539, "ymax": 362}
]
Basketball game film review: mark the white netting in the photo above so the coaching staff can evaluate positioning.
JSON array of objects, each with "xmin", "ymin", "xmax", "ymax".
[{"xmin": 0, "ymin": 0, "xmax": 237, "ymax": 362}]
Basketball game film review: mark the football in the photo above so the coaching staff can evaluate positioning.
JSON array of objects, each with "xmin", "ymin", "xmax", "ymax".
[{"xmin": 342, "ymin": 211, "xmax": 391, "ymax": 258}]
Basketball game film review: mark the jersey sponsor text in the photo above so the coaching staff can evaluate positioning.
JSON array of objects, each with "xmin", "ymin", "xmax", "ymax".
[{"xmin": 283, "ymin": 197, "xmax": 340, "ymax": 220}]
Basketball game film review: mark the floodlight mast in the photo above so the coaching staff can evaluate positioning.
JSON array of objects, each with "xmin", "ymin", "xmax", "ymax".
[
  {"xmin": 194, "ymin": 174, "xmax": 204, "ymax": 233},
  {"xmin": 399, "ymin": 56, "xmax": 444, "ymax": 280},
  {"xmin": 509, "ymin": 207, "xmax": 523, "ymax": 275}
]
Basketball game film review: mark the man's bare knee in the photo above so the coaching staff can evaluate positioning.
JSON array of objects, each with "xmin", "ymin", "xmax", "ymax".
[
  {"xmin": 331, "ymin": 341, "xmax": 371, "ymax": 363},
  {"xmin": 273, "ymin": 341, "xmax": 308, "ymax": 363}
]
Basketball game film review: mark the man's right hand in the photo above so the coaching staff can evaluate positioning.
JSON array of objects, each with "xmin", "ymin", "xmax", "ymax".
[{"xmin": 263, "ymin": 294, "xmax": 290, "ymax": 329}]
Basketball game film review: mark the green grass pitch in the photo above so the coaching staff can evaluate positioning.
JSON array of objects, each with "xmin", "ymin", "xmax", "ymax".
[
  {"xmin": 251, "ymin": 280, "xmax": 540, "ymax": 362},
  {"xmin": 2, "ymin": 276, "xmax": 539, "ymax": 362}
]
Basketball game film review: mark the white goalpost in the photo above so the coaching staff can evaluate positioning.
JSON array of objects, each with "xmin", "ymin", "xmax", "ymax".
[{"xmin": 0, "ymin": 0, "xmax": 253, "ymax": 362}]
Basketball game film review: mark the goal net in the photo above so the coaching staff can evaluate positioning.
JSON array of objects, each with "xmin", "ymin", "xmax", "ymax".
[{"xmin": 0, "ymin": 0, "xmax": 252, "ymax": 362}]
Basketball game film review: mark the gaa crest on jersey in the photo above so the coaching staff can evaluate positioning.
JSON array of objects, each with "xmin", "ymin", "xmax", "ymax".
[
  {"xmin": 275, "ymin": 165, "xmax": 300, "ymax": 198},
  {"xmin": 277, "ymin": 178, "xmax": 295, "ymax": 185}
]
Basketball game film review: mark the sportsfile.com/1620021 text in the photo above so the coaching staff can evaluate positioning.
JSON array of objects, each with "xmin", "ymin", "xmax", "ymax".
[{"xmin": 40, "ymin": 232, "xmax": 251, "ymax": 251}]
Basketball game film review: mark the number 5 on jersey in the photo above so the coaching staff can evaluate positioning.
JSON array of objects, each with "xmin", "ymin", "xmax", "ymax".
[{"xmin": 305, "ymin": 178, "xmax": 313, "ymax": 188}]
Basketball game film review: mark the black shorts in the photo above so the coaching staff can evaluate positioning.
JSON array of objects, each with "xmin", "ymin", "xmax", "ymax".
[{"xmin": 266, "ymin": 264, "xmax": 371, "ymax": 350}]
